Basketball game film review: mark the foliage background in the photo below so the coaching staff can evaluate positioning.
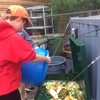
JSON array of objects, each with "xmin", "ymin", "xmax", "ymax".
[{"xmin": 50, "ymin": 0, "xmax": 100, "ymax": 14}]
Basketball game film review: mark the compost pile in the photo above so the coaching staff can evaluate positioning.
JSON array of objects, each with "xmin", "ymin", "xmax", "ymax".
[{"xmin": 44, "ymin": 81, "xmax": 85, "ymax": 100}]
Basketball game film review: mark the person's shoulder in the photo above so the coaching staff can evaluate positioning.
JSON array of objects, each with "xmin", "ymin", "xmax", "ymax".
[
  {"xmin": 18, "ymin": 30, "xmax": 28, "ymax": 35},
  {"xmin": 12, "ymin": 33, "xmax": 22, "ymax": 38},
  {"xmin": 18, "ymin": 30, "xmax": 24, "ymax": 34},
  {"xmin": 20, "ymin": 29, "xmax": 27, "ymax": 33}
]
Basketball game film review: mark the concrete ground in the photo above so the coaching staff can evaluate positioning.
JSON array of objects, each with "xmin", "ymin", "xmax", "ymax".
[{"xmin": 27, "ymin": 87, "xmax": 38, "ymax": 100}]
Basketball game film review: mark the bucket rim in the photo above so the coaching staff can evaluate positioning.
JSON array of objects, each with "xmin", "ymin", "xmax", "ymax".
[{"xmin": 48, "ymin": 56, "xmax": 66, "ymax": 66}]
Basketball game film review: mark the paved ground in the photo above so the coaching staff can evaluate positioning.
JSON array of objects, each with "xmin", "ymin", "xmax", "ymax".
[{"xmin": 27, "ymin": 87, "xmax": 38, "ymax": 100}]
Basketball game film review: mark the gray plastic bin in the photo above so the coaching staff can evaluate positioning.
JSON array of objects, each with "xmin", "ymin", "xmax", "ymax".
[{"xmin": 47, "ymin": 56, "xmax": 67, "ymax": 74}]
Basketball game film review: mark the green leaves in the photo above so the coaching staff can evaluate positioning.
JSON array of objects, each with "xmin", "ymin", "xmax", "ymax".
[
  {"xmin": 50, "ymin": 0, "xmax": 79, "ymax": 13},
  {"xmin": 50, "ymin": 0, "xmax": 100, "ymax": 14}
]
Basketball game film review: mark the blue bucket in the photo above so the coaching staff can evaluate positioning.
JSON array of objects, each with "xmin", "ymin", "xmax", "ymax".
[{"xmin": 21, "ymin": 48, "xmax": 49, "ymax": 87}]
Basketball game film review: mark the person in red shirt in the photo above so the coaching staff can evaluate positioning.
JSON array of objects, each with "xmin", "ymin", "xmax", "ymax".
[{"xmin": 0, "ymin": 5, "xmax": 51, "ymax": 100}]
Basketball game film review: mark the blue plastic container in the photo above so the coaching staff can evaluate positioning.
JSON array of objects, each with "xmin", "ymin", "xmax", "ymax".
[{"xmin": 21, "ymin": 48, "xmax": 49, "ymax": 87}]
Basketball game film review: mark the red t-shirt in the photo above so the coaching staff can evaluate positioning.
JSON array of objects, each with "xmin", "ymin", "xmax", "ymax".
[{"xmin": 0, "ymin": 19, "xmax": 36, "ymax": 96}]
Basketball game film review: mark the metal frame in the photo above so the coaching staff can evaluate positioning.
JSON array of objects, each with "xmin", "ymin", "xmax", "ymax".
[{"xmin": 26, "ymin": 5, "xmax": 54, "ymax": 34}]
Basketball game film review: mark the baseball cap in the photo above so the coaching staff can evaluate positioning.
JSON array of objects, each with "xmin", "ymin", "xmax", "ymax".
[{"xmin": 6, "ymin": 5, "xmax": 32, "ymax": 25}]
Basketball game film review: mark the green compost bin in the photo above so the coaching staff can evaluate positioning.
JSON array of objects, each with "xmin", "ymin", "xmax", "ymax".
[
  {"xmin": 31, "ymin": 37, "xmax": 48, "ymax": 48},
  {"xmin": 35, "ymin": 36, "xmax": 91, "ymax": 100},
  {"xmin": 43, "ymin": 34, "xmax": 64, "ymax": 56}
]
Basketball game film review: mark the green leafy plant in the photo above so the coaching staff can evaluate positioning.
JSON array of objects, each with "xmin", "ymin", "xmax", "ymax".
[{"xmin": 50, "ymin": 0, "xmax": 100, "ymax": 14}]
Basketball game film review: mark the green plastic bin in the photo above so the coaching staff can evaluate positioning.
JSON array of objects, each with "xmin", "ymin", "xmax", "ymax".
[
  {"xmin": 35, "ymin": 36, "xmax": 91, "ymax": 100},
  {"xmin": 43, "ymin": 34, "xmax": 64, "ymax": 56},
  {"xmin": 32, "ymin": 37, "xmax": 48, "ymax": 48}
]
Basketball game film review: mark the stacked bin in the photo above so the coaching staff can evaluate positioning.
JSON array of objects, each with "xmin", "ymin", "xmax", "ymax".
[
  {"xmin": 31, "ymin": 37, "xmax": 48, "ymax": 49},
  {"xmin": 43, "ymin": 33, "xmax": 64, "ymax": 56},
  {"xmin": 43, "ymin": 34, "xmax": 66, "ymax": 74},
  {"xmin": 31, "ymin": 33, "xmax": 64, "ymax": 55},
  {"xmin": 35, "ymin": 36, "xmax": 91, "ymax": 100},
  {"xmin": 31, "ymin": 34, "xmax": 67, "ymax": 74},
  {"xmin": 70, "ymin": 15, "xmax": 100, "ymax": 100}
]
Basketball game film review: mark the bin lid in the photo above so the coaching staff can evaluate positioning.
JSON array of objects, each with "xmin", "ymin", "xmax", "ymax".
[
  {"xmin": 43, "ymin": 33, "xmax": 64, "ymax": 40},
  {"xmin": 32, "ymin": 37, "xmax": 47, "ymax": 45},
  {"xmin": 69, "ymin": 35, "xmax": 91, "ymax": 100}
]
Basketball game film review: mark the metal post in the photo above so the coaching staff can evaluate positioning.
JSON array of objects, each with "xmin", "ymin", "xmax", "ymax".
[
  {"xmin": 43, "ymin": 6, "xmax": 46, "ymax": 34},
  {"xmin": 51, "ymin": 7, "xmax": 54, "ymax": 34}
]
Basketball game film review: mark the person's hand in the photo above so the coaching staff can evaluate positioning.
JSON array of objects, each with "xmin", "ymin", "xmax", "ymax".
[
  {"xmin": 34, "ymin": 46, "xmax": 39, "ymax": 49},
  {"xmin": 31, "ymin": 54, "xmax": 51, "ymax": 63},
  {"xmin": 46, "ymin": 57, "xmax": 51, "ymax": 64}
]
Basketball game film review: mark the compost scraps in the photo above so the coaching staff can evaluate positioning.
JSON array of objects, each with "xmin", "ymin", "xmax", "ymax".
[{"xmin": 44, "ymin": 81, "xmax": 85, "ymax": 100}]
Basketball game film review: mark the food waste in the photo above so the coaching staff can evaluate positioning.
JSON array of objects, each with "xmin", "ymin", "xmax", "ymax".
[{"xmin": 44, "ymin": 81, "xmax": 85, "ymax": 100}]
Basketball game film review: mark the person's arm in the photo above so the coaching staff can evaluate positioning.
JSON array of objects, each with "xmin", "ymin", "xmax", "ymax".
[
  {"xmin": 18, "ymin": 30, "xmax": 37, "ymax": 48},
  {"xmin": 31, "ymin": 54, "xmax": 51, "ymax": 64},
  {"xmin": 18, "ymin": 30, "xmax": 51, "ymax": 64},
  {"xmin": 12, "ymin": 35, "xmax": 50, "ymax": 64}
]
